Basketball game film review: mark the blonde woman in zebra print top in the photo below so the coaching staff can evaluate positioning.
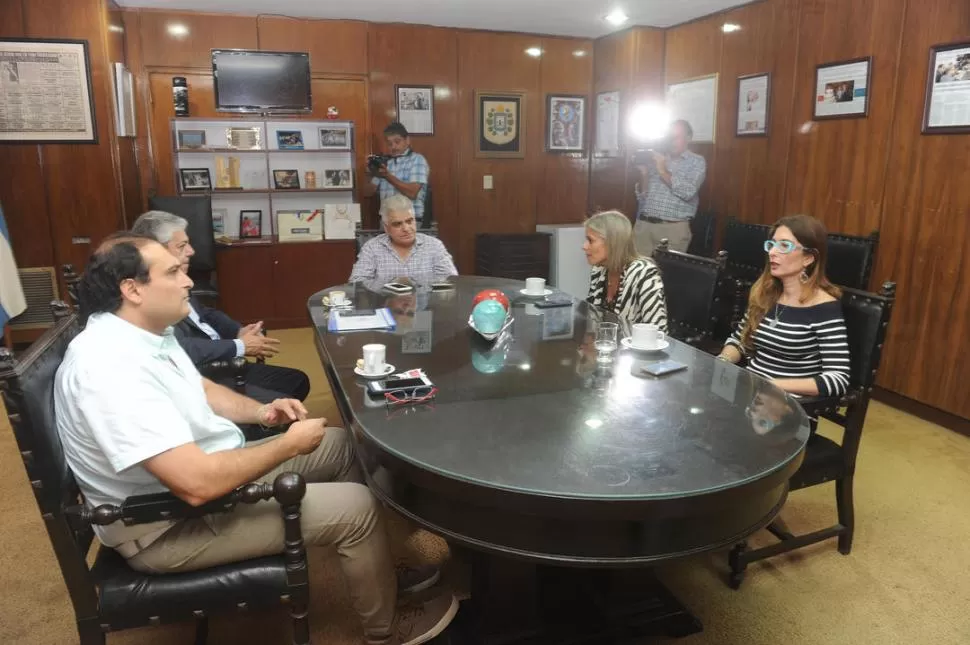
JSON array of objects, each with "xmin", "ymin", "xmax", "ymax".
[{"xmin": 583, "ymin": 211, "xmax": 668, "ymax": 330}]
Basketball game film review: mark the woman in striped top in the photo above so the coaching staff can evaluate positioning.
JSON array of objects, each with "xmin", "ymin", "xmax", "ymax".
[
  {"xmin": 718, "ymin": 214, "xmax": 850, "ymax": 398},
  {"xmin": 584, "ymin": 210, "xmax": 668, "ymax": 329}
]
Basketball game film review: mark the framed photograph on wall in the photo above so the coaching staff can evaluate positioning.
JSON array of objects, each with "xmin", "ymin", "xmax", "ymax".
[
  {"xmin": 324, "ymin": 169, "xmax": 353, "ymax": 188},
  {"xmin": 921, "ymin": 41, "xmax": 970, "ymax": 134},
  {"xmin": 736, "ymin": 73, "xmax": 771, "ymax": 136},
  {"xmin": 813, "ymin": 57, "xmax": 871, "ymax": 120},
  {"xmin": 177, "ymin": 129, "xmax": 206, "ymax": 149},
  {"xmin": 239, "ymin": 210, "xmax": 263, "ymax": 239},
  {"xmin": 0, "ymin": 38, "xmax": 98, "ymax": 143},
  {"xmin": 396, "ymin": 85, "xmax": 434, "ymax": 135},
  {"xmin": 546, "ymin": 94, "xmax": 586, "ymax": 153},
  {"xmin": 666, "ymin": 74, "xmax": 718, "ymax": 143},
  {"xmin": 475, "ymin": 90, "xmax": 526, "ymax": 158},
  {"xmin": 179, "ymin": 168, "xmax": 211, "ymax": 191},
  {"xmin": 594, "ymin": 90, "xmax": 621, "ymax": 157},
  {"xmin": 273, "ymin": 169, "xmax": 300, "ymax": 190},
  {"xmin": 276, "ymin": 130, "xmax": 304, "ymax": 150},
  {"xmin": 319, "ymin": 125, "xmax": 352, "ymax": 150}
]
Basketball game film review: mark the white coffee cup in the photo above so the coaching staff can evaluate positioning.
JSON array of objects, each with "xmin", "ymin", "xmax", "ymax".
[
  {"xmin": 632, "ymin": 323, "xmax": 665, "ymax": 349},
  {"xmin": 525, "ymin": 277, "xmax": 546, "ymax": 295},
  {"xmin": 362, "ymin": 343, "xmax": 386, "ymax": 375},
  {"xmin": 330, "ymin": 290, "xmax": 347, "ymax": 306}
]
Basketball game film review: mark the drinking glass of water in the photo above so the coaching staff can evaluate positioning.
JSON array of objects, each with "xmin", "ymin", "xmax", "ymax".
[{"xmin": 594, "ymin": 322, "xmax": 618, "ymax": 363}]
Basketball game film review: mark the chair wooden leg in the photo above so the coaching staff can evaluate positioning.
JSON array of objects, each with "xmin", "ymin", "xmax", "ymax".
[
  {"xmin": 194, "ymin": 616, "xmax": 209, "ymax": 645},
  {"xmin": 77, "ymin": 618, "xmax": 105, "ymax": 645},
  {"xmin": 290, "ymin": 602, "xmax": 310, "ymax": 645},
  {"xmin": 727, "ymin": 541, "xmax": 748, "ymax": 590},
  {"xmin": 836, "ymin": 476, "xmax": 855, "ymax": 555}
]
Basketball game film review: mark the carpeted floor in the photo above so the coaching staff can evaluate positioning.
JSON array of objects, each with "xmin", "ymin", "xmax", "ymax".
[{"xmin": 2, "ymin": 328, "xmax": 970, "ymax": 644}]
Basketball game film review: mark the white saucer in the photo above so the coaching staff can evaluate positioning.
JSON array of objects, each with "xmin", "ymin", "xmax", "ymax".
[
  {"xmin": 519, "ymin": 288, "xmax": 554, "ymax": 297},
  {"xmin": 322, "ymin": 297, "xmax": 353, "ymax": 309},
  {"xmin": 621, "ymin": 337, "xmax": 670, "ymax": 352},
  {"xmin": 354, "ymin": 364, "xmax": 395, "ymax": 378}
]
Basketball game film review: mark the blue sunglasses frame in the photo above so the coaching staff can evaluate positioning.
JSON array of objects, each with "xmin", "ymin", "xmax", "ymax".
[{"xmin": 763, "ymin": 240, "xmax": 813, "ymax": 254}]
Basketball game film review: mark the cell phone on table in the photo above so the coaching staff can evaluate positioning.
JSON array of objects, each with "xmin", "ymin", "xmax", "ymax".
[
  {"xmin": 366, "ymin": 373, "xmax": 434, "ymax": 395},
  {"xmin": 639, "ymin": 360, "xmax": 688, "ymax": 377},
  {"xmin": 431, "ymin": 282, "xmax": 455, "ymax": 291},
  {"xmin": 383, "ymin": 282, "xmax": 414, "ymax": 294},
  {"xmin": 534, "ymin": 294, "xmax": 573, "ymax": 308}
]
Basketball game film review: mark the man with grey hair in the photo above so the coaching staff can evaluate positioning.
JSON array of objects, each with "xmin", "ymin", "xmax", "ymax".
[
  {"xmin": 348, "ymin": 195, "xmax": 456, "ymax": 286},
  {"xmin": 132, "ymin": 211, "xmax": 310, "ymax": 404}
]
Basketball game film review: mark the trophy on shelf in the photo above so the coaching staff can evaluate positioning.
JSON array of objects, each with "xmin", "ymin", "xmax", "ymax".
[{"xmin": 214, "ymin": 156, "xmax": 241, "ymax": 189}]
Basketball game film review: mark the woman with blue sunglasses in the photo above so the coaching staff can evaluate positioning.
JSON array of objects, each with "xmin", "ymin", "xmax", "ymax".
[{"xmin": 717, "ymin": 214, "xmax": 850, "ymax": 398}]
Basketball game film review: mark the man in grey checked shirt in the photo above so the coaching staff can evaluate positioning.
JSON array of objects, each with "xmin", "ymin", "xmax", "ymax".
[
  {"xmin": 364, "ymin": 122, "xmax": 431, "ymax": 227},
  {"xmin": 349, "ymin": 195, "xmax": 457, "ymax": 288},
  {"xmin": 633, "ymin": 119, "xmax": 707, "ymax": 256}
]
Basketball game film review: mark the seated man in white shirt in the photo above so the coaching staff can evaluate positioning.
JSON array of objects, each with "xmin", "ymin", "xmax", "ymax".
[
  {"xmin": 55, "ymin": 234, "xmax": 457, "ymax": 645},
  {"xmin": 349, "ymin": 195, "xmax": 457, "ymax": 289},
  {"xmin": 132, "ymin": 211, "xmax": 310, "ymax": 404}
]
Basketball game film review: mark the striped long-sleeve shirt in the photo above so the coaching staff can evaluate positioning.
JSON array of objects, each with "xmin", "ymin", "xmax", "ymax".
[
  {"xmin": 726, "ymin": 301, "xmax": 850, "ymax": 398},
  {"xmin": 587, "ymin": 258, "xmax": 668, "ymax": 330}
]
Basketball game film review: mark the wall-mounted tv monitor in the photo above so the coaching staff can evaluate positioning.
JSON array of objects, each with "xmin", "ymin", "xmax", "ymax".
[{"xmin": 212, "ymin": 49, "xmax": 311, "ymax": 113}]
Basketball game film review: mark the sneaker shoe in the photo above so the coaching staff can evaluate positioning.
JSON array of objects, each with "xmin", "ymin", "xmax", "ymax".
[
  {"xmin": 395, "ymin": 592, "xmax": 459, "ymax": 645},
  {"xmin": 397, "ymin": 563, "xmax": 441, "ymax": 597}
]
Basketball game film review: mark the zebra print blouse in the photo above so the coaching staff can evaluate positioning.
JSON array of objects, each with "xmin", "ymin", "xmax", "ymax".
[{"xmin": 586, "ymin": 258, "xmax": 668, "ymax": 330}]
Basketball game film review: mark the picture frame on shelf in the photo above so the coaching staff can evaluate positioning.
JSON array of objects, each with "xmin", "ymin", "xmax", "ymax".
[
  {"xmin": 276, "ymin": 130, "xmax": 304, "ymax": 150},
  {"xmin": 921, "ymin": 40, "xmax": 970, "ymax": 134},
  {"xmin": 178, "ymin": 129, "xmax": 206, "ymax": 149},
  {"xmin": 179, "ymin": 167, "xmax": 211, "ymax": 191},
  {"xmin": 395, "ymin": 84, "xmax": 435, "ymax": 135},
  {"xmin": 239, "ymin": 210, "xmax": 263, "ymax": 239},
  {"xmin": 324, "ymin": 169, "xmax": 353, "ymax": 188},
  {"xmin": 736, "ymin": 73, "xmax": 771, "ymax": 137},
  {"xmin": 211, "ymin": 207, "xmax": 227, "ymax": 235},
  {"xmin": 475, "ymin": 90, "xmax": 526, "ymax": 158},
  {"xmin": 813, "ymin": 57, "xmax": 871, "ymax": 120},
  {"xmin": 273, "ymin": 169, "xmax": 301, "ymax": 190},
  {"xmin": 226, "ymin": 126, "xmax": 261, "ymax": 150},
  {"xmin": 319, "ymin": 125, "xmax": 352, "ymax": 150},
  {"xmin": 545, "ymin": 94, "xmax": 586, "ymax": 153}
]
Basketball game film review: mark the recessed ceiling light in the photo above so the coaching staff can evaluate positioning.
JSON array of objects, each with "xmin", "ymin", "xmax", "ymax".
[
  {"xmin": 605, "ymin": 9, "xmax": 629, "ymax": 26},
  {"xmin": 167, "ymin": 23, "xmax": 189, "ymax": 37},
  {"xmin": 722, "ymin": 23, "xmax": 741, "ymax": 33},
  {"xmin": 525, "ymin": 47, "xmax": 542, "ymax": 58},
  {"xmin": 573, "ymin": 50, "xmax": 587, "ymax": 58}
]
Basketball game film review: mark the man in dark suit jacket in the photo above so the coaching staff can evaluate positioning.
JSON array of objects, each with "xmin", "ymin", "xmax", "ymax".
[{"xmin": 132, "ymin": 211, "xmax": 310, "ymax": 403}]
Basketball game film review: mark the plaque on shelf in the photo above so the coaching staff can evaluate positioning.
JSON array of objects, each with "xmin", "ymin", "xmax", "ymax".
[
  {"xmin": 278, "ymin": 210, "xmax": 323, "ymax": 243},
  {"xmin": 226, "ymin": 126, "xmax": 261, "ymax": 150},
  {"xmin": 324, "ymin": 203, "xmax": 360, "ymax": 240},
  {"xmin": 214, "ymin": 156, "xmax": 241, "ymax": 188}
]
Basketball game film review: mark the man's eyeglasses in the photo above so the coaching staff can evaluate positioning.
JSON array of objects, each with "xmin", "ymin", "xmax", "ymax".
[
  {"xmin": 763, "ymin": 240, "xmax": 813, "ymax": 255},
  {"xmin": 384, "ymin": 386, "xmax": 437, "ymax": 407}
]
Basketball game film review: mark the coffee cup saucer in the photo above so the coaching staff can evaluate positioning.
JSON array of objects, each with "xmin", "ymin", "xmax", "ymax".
[
  {"xmin": 354, "ymin": 364, "xmax": 395, "ymax": 378},
  {"xmin": 519, "ymin": 288, "xmax": 553, "ymax": 297},
  {"xmin": 322, "ymin": 296, "xmax": 353, "ymax": 309},
  {"xmin": 621, "ymin": 337, "xmax": 670, "ymax": 352}
]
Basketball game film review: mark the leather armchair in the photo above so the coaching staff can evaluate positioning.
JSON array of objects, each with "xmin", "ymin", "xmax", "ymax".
[
  {"xmin": 652, "ymin": 239, "xmax": 729, "ymax": 347},
  {"xmin": 0, "ymin": 304, "xmax": 312, "ymax": 644},
  {"xmin": 826, "ymin": 230, "xmax": 879, "ymax": 290}
]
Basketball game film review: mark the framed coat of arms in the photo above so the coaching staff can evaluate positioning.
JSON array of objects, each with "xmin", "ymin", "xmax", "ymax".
[{"xmin": 475, "ymin": 90, "xmax": 526, "ymax": 158}]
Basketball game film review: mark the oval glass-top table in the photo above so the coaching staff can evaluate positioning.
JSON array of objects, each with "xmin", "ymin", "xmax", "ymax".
[{"xmin": 309, "ymin": 276, "xmax": 809, "ymax": 641}]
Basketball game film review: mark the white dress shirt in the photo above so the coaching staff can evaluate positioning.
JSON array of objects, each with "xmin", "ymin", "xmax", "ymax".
[{"xmin": 54, "ymin": 312, "xmax": 245, "ymax": 547}]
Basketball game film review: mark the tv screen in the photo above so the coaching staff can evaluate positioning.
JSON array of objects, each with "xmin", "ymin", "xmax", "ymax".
[{"xmin": 212, "ymin": 49, "xmax": 311, "ymax": 113}]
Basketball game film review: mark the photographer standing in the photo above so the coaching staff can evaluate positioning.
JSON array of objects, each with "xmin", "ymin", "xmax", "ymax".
[
  {"xmin": 365, "ymin": 122, "xmax": 430, "ymax": 228},
  {"xmin": 633, "ymin": 119, "xmax": 706, "ymax": 256}
]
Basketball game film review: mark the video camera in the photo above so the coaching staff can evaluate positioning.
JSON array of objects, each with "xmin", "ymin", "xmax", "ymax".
[
  {"xmin": 632, "ymin": 135, "xmax": 673, "ymax": 164},
  {"xmin": 367, "ymin": 154, "xmax": 392, "ymax": 174}
]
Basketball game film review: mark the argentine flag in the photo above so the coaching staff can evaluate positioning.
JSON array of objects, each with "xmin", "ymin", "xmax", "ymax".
[{"xmin": 0, "ymin": 203, "xmax": 27, "ymax": 328}]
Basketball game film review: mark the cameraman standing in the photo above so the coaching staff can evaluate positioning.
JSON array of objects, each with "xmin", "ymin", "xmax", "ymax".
[
  {"xmin": 365, "ymin": 122, "xmax": 430, "ymax": 228},
  {"xmin": 633, "ymin": 119, "xmax": 706, "ymax": 256}
]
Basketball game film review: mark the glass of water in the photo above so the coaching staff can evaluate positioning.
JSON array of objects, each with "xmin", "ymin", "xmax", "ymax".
[{"xmin": 594, "ymin": 322, "xmax": 619, "ymax": 363}]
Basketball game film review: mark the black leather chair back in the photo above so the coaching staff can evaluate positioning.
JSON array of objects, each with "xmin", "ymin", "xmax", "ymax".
[
  {"xmin": 653, "ymin": 241, "xmax": 727, "ymax": 342},
  {"xmin": 826, "ymin": 231, "xmax": 879, "ymax": 291},
  {"xmin": 723, "ymin": 218, "xmax": 771, "ymax": 281},
  {"xmin": 148, "ymin": 195, "xmax": 215, "ymax": 273},
  {"xmin": 422, "ymin": 182, "xmax": 433, "ymax": 228},
  {"xmin": 840, "ymin": 282, "xmax": 895, "ymax": 390},
  {"xmin": 687, "ymin": 211, "xmax": 716, "ymax": 257}
]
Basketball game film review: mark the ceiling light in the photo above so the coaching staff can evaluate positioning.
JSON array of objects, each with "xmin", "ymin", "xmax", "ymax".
[
  {"xmin": 722, "ymin": 23, "xmax": 741, "ymax": 33},
  {"xmin": 525, "ymin": 47, "xmax": 542, "ymax": 58},
  {"xmin": 167, "ymin": 23, "xmax": 189, "ymax": 37},
  {"xmin": 605, "ymin": 9, "xmax": 629, "ymax": 26},
  {"xmin": 573, "ymin": 50, "xmax": 587, "ymax": 58}
]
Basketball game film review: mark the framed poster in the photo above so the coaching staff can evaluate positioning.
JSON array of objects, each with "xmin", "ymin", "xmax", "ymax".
[
  {"xmin": 0, "ymin": 38, "xmax": 97, "ymax": 143},
  {"xmin": 666, "ymin": 74, "xmax": 718, "ymax": 143},
  {"xmin": 396, "ymin": 85, "xmax": 434, "ymax": 135},
  {"xmin": 736, "ymin": 73, "xmax": 770, "ymax": 137},
  {"xmin": 475, "ymin": 90, "xmax": 526, "ymax": 158},
  {"xmin": 922, "ymin": 41, "xmax": 970, "ymax": 134},
  {"xmin": 813, "ymin": 57, "xmax": 871, "ymax": 120},
  {"xmin": 546, "ymin": 94, "xmax": 586, "ymax": 153},
  {"xmin": 594, "ymin": 90, "xmax": 621, "ymax": 157}
]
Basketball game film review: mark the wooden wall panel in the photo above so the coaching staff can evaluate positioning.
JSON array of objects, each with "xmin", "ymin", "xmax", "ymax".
[
  {"xmin": 108, "ymin": 2, "xmax": 142, "ymax": 227},
  {"xmin": 537, "ymin": 37, "xmax": 593, "ymax": 225},
  {"xmin": 138, "ymin": 10, "xmax": 257, "ymax": 69},
  {"xmin": 257, "ymin": 16, "xmax": 368, "ymax": 75},
  {"xmin": 367, "ymin": 24, "xmax": 460, "ymax": 251},
  {"xmin": 875, "ymin": 0, "xmax": 970, "ymax": 417},
  {"xmin": 456, "ymin": 31, "xmax": 543, "ymax": 272}
]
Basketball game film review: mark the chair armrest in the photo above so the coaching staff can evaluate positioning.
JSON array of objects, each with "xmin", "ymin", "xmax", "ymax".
[
  {"xmin": 66, "ymin": 472, "xmax": 306, "ymax": 527},
  {"xmin": 198, "ymin": 356, "xmax": 247, "ymax": 393}
]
